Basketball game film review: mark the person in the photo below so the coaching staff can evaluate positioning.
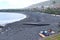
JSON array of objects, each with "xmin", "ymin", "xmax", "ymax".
[
  {"xmin": 40, "ymin": 30, "xmax": 49, "ymax": 36},
  {"xmin": 39, "ymin": 29, "xmax": 55, "ymax": 38},
  {"xmin": 48, "ymin": 29, "xmax": 55, "ymax": 35}
]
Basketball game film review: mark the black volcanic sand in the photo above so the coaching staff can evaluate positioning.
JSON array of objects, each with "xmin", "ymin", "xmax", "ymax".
[{"xmin": 0, "ymin": 12, "xmax": 60, "ymax": 40}]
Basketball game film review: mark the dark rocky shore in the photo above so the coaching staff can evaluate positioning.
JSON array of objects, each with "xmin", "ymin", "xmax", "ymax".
[{"xmin": 0, "ymin": 12, "xmax": 60, "ymax": 40}]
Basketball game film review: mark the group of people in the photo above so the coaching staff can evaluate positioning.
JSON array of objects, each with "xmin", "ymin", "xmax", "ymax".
[{"xmin": 39, "ymin": 29, "xmax": 55, "ymax": 38}]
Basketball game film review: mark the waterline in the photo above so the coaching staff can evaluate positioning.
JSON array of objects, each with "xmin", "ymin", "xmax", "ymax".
[{"xmin": 0, "ymin": 12, "xmax": 26, "ymax": 26}]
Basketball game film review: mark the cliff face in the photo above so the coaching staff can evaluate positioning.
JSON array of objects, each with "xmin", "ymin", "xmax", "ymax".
[{"xmin": 26, "ymin": 0, "xmax": 60, "ymax": 9}]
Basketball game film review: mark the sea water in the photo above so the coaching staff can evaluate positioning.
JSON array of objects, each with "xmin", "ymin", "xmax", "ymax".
[{"xmin": 0, "ymin": 12, "xmax": 26, "ymax": 26}]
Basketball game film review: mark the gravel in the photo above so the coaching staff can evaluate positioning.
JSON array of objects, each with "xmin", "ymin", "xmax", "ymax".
[{"xmin": 0, "ymin": 12, "xmax": 60, "ymax": 40}]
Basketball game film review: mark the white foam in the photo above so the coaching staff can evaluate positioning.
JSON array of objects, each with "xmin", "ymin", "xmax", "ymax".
[
  {"xmin": 0, "ymin": 12, "xmax": 26, "ymax": 26},
  {"xmin": 51, "ymin": 14, "xmax": 60, "ymax": 17}
]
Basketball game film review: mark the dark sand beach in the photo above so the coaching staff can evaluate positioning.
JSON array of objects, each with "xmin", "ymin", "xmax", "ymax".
[{"xmin": 0, "ymin": 12, "xmax": 60, "ymax": 40}]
